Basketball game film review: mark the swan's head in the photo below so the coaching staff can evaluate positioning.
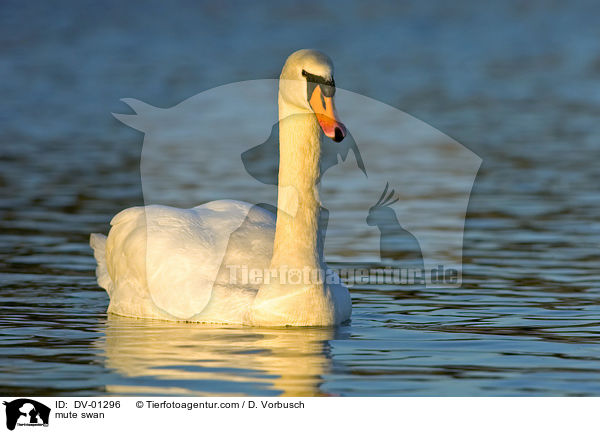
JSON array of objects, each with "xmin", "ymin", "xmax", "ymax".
[{"xmin": 279, "ymin": 49, "xmax": 347, "ymax": 142}]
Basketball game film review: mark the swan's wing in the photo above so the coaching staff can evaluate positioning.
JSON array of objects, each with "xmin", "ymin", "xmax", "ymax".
[{"xmin": 106, "ymin": 201, "xmax": 275, "ymax": 320}]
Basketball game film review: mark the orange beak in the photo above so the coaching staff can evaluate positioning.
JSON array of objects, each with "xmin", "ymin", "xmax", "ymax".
[{"xmin": 309, "ymin": 85, "xmax": 347, "ymax": 142}]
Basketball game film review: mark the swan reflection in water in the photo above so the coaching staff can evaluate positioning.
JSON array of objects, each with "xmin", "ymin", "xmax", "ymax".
[{"xmin": 98, "ymin": 316, "xmax": 348, "ymax": 396}]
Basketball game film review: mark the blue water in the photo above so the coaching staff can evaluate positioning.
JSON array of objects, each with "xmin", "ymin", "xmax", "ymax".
[{"xmin": 1, "ymin": 0, "xmax": 600, "ymax": 396}]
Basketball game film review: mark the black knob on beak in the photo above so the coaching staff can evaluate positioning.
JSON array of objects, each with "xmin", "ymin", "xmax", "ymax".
[{"xmin": 333, "ymin": 127, "xmax": 344, "ymax": 142}]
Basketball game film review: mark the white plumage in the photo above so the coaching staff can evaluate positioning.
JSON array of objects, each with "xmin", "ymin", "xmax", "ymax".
[{"xmin": 92, "ymin": 201, "xmax": 275, "ymax": 323}]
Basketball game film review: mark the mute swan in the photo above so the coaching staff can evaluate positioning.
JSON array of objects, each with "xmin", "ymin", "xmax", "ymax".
[{"xmin": 90, "ymin": 49, "xmax": 352, "ymax": 326}]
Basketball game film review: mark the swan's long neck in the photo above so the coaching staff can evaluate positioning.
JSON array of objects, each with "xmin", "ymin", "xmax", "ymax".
[
  {"xmin": 270, "ymin": 108, "xmax": 323, "ymax": 273},
  {"xmin": 251, "ymin": 93, "xmax": 341, "ymax": 326}
]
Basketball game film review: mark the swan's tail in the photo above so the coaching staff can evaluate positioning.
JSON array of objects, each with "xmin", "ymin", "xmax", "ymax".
[{"xmin": 90, "ymin": 233, "xmax": 113, "ymax": 294}]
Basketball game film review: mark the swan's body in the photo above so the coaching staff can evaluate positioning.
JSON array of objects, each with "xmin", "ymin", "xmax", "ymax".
[{"xmin": 90, "ymin": 49, "xmax": 352, "ymax": 326}]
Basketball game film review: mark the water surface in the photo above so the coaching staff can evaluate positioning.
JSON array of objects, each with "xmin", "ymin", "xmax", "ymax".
[{"xmin": 1, "ymin": 0, "xmax": 600, "ymax": 396}]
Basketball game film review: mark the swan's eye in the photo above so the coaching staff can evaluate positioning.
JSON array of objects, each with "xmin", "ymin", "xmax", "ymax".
[{"xmin": 302, "ymin": 69, "xmax": 336, "ymax": 102}]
